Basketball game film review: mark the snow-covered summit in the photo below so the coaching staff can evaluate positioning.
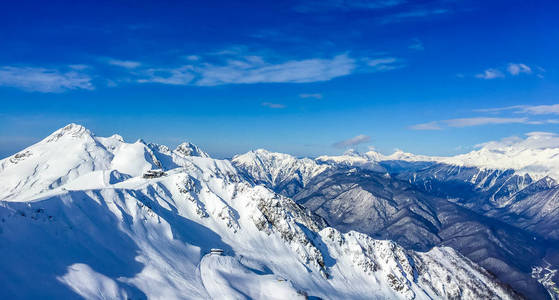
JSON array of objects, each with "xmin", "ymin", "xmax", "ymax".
[
  {"xmin": 175, "ymin": 141, "xmax": 210, "ymax": 158},
  {"xmin": 315, "ymin": 148, "xmax": 438, "ymax": 171},
  {"xmin": 0, "ymin": 124, "xmax": 209, "ymax": 201},
  {"xmin": 42, "ymin": 123, "xmax": 93, "ymax": 143},
  {"xmin": 316, "ymin": 149, "xmax": 384, "ymax": 171},
  {"xmin": 232, "ymin": 149, "xmax": 329, "ymax": 196}
]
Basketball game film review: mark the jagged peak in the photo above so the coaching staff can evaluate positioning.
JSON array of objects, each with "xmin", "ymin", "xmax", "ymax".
[{"xmin": 175, "ymin": 142, "xmax": 210, "ymax": 158}]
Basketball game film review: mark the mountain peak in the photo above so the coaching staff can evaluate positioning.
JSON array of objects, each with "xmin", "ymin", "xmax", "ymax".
[
  {"xmin": 175, "ymin": 142, "xmax": 210, "ymax": 158},
  {"xmin": 43, "ymin": 123, "xmax": 92, "ymax": 143}
]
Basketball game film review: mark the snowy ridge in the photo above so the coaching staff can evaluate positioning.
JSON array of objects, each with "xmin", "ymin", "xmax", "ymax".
[
  {"xmin": 232, "ymin": 149, "xmax": 329, "ymax": 196},
  {"xmin": 0, "ymin": 123, "xmax": 209, "ymax": 201},
  {"xmin": 313, "ymin": 132, "xmax": 559, "ymax": 181},
  {"xmin": 316, "ymin": 148, "xmax": 440, "ymax": 168},
  {"xmin": 440, "ymin": 132, "xmax": 559, "ymax": 180},
  {"xmin": 0, "ymin": 124, "xmax": 516, "ymax": 299}
]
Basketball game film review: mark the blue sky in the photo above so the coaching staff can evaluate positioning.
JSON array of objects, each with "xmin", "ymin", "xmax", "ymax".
[{"xmin": 0, "ymin": 0, "xmax": 558, "ymax": 158}]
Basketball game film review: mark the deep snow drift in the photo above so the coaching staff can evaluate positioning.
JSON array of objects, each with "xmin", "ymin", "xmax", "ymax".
[{"xmin": 0, "ymin": 124, "xmax": 517, "ymax": 299}]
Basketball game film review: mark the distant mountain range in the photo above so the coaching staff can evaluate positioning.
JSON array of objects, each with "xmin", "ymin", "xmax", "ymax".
[
  {"xmin": 1, "ymin": 124, "xmax": 558, "ymax": 299},
  {"xmin": 232, "ymin": 136, "xmax": 559, "ymax": 299}
]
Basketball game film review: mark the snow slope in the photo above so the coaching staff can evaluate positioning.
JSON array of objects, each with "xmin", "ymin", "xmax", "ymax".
[
  {"xmin": 0, "ymin": 123, "xmax": 208, "ymax": 201},
  {"xmin": 0, "ymin": 124, "xmax": 516, "ymax": 299}
]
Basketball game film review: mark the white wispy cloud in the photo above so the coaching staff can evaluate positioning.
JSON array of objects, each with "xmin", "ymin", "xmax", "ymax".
[
  {"xmin": 507, "ymin": 63, "xmax": 531, "ymax": 75},
  {"xmin": 475, "ymin": 62, "xmax": 540, "ymax": 80},
  {"xmin": 138, "ymin": 66, "xmax": 195, "ymax": 85},
  {"xmin": 476, "ymin": 104, "xmax": 559, "ymax": 115},
  {"xmin": 138, "ymin": 54, "xmax": 358, "ymax": 86},
  {"xmin": 261, "ymin": 102, "xmax": 286, "ymax": 109},
  {"xmin": 381, "ymin": 8, "xmax": 449, "ymax": 24},
  {"xmin": 475, "ymin": 68, "xmax": 504, "ymax": 79},
  {"xmin": 299, "ymin": 93, "xmax": 323, "ymax": 99},
  {"xmin": 108, "ymin": 59, "xmax": 141, "ymax": 69},
  {"xmin": 294, "ymin": 0, "xmax": 455, "ymax": 25},
  {"xmin": 409, "ymin": 117, "xmax": 552, "ymax": 130},
  {"xmin": 68, "ymin": 64, "xmax": 90, "ymax": 70},
  {"xmin": 444, "ymin": 117, "xmax": 529, "ymax": 127},
  {"xmin": 0, "ymin": 66, "xmax": 93, "ymax": 93},
  {"xmin": 409, "ymin": 121, "xmax": 441, "ymax": 130},
  {"xmin": 517, "ymin": 105, "xmax": 559, "ymax": 115},
  {"xmin": 333, "ymin": 134, "xmax": 371, "ymax": 148},
  {"xmin": 414, "ymin": 103, "xmax": 559, "ymax": 130},
  {"xmin": 294, "ymin": 0, "xmax": 405, "ymax": 13},
  {"xmin": 184, "ymin": 55, "xmax": 200, "ymax": 61},
  {"xmin": 198, "ymin": 54, "xmax": 356, "ymax": 86},
  {"xmin": 366, "ymin": 57, "xmax": 405, "ymax": 71},
  {"xmin": 114, "ymin": 49, "xmax": 405, "ymax": 87}
]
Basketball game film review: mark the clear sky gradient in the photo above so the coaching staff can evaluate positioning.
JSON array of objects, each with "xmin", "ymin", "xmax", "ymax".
[{"xmin": 1, "ymin": 0, "xmax": 558, "ymax": 158}]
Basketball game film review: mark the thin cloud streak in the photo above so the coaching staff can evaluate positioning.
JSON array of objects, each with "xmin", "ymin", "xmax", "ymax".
[
  {"xmin": 409, "ymin": 117, "xmax": 552, "ymax": 130},
  {"xmin": 0, "ymin": 66, "xmax": 93, "ymax": 93},
  {"xmin": 138, "ymin": 54, "xmax": 357, "ymax": 86},
  {"xmin": 381, "ymin": 8, "xmax": 449, "ymax": 24},
  {"xmin": 108, "ymin": 59, "xmax": 141, "ymax": 69},
  {"xmin": 293, "ymin": 0, "xmax": 405, "ymax": 13},
  {"xmin": 408, "ymin": 39, "xmax": 424, "ymax": 51},
  {"xmin": 198, "ymin": 54, "xmax": 356, "ymax": 86},
  {"xmin": 444, "ymin": 117, "xmax": 529, "ymax": 127},
  {"xmin": 475, "ymin": 104, "xmax": 559, "ymax": 115},
  {"xmin": 299, "ymin": 93, "xmax": 323, "ymax": 99},
  {"xmin": 366, "ymin": 57, "xmax": 405, "ymax": 71},
  {"xmin": 409, "ymin": 121, "xmax": 441, "ymax": 130},
  {"xmin": 261, "ymin": 102, "xmax": 286, "ymax": 109},
  {"xmin": 333, "ymin": 134, "xmax": 371, "ymax": 148}
]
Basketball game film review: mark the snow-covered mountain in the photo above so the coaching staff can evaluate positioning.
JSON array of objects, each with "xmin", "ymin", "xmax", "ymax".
[
  {"xmin": 0, "ymin": 124, "xmax": 517, "ymax": 299},
  {"xmin": 233, "ymin": 138, "xmax": 559, "ymax": 299},
  {"xmin": 232, "ymin": 149, "xmax": 330, "ymax": 197},
  {"xmin": 317, "ymin": 148, "xmax": 440, "ymax": 167},
  {"xmin": 441, "ymin": 132, "xmax": 559, "ymax": 181},
  {"xmin": 0, "ymin": 123, "xmax": 213, "ymax": 202},
  {"xmin": 317, "ymin": 132, "xmax": 559, "ymax": 181}
]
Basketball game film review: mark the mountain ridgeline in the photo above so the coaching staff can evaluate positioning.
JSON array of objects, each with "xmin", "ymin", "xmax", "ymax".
[{"xmin": 0, "ymin": 124, "xmax": 557, "ymax": 299}]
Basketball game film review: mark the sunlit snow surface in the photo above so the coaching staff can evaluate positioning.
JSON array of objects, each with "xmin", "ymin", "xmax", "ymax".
[
  {"xmin": 0, "ymin": 124, "xmax": 516, "ymax": 299},
  {"xmin": 315, "ymin": 131, "xmax": 559, "ymax": 181}
]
